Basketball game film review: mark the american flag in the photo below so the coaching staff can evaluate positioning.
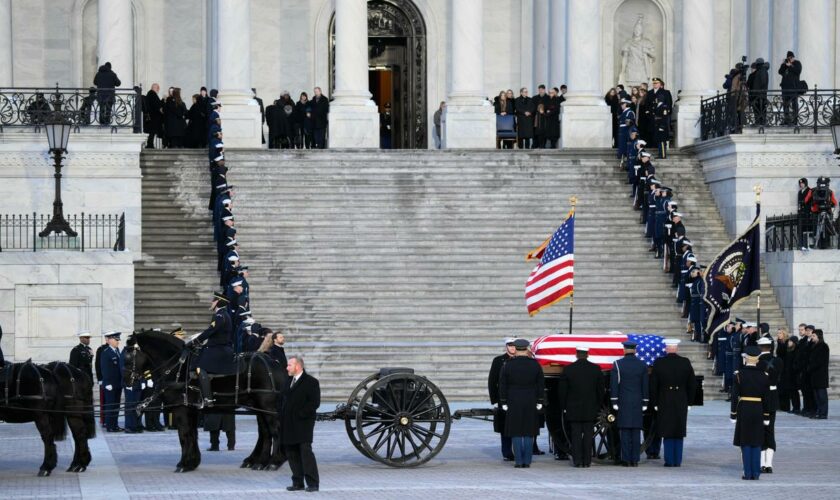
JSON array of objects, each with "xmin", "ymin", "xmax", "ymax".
[
  {"xmin": 531, "ymin": 333, "xmax": 667, "ymax": 370},
  {"xmin": 525, "ymin": 210, "xmax": 574, "ymax": 316}
]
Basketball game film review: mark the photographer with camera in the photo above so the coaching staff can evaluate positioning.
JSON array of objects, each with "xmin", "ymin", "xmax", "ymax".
[
  {"xmin": 748, "ymin": 58, "xmax": 769, "ymax": 126},
  {"xmin": 724, "ymin": 58, "xmax": 748, "ymax": 134},
  {"xmin": 779, "ymin": 51, "xmax": 802, "ymax": 126},
  {"xmin": 803, "ymin": 177, "xmax": 838, "ymax": 249}
]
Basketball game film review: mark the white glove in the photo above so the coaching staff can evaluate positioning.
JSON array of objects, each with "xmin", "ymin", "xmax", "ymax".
[
  {"xmin": 763, "ymin": 420, "xmax": 770, "ymax": 426},
  {"xmin": 126, "ymin": 387, "xmax": 132, "ymax": 391},
  {"xmin": 536, "ymin": 403, "xmax": 543, "ymax": 410},
  {"xmin": 98, "ymin": 380, "xmax": 102, "ymax": 386},
  {"xmin": 687, "ymin": 406, "xmax": 692, "ymax": 412},
  {"xmin": 105, "ymin": 384, "xmax": 113, "ymax": 391},
  {"xmin": 146, "ymin": 379, "xmax": 154, "ymax": 388},
  {"xmin": 502, "ymin": 405, "xmax": 508, "ymax": 411},
  {"xmin": 730, "ymin": 418, "xmax": 737, "ymax": 424},
  {"xmin": 612, "ymin": 405, "xmax": 619, "ymax": 411},
  {"xmin": 140, "ymin": 383, "xmax": 146, "ymax": 390},
  {"xmin": 654, "ymin": 406, "xmax": 658, "ymax": 411},
  {"xmin": 643, "ymin": 406, "xmax": 648, "ymax": 411}
]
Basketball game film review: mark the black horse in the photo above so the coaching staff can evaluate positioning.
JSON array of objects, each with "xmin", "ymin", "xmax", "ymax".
[
  {"xmin": 123, "ymin": 330, "xmax": 288, "ymax": 472},
  {"xmin": 43, "ymin": 361, "xmax": 97, "ymax": 472},
  {"xmin": 0, "ymin": 361, "xmax": 68, "ymax": 475}
]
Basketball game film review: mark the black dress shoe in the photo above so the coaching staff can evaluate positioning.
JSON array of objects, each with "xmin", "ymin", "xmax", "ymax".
[
  {"xmin": 533, "ymin": 449, "xmax": 545, "ymax": 455},
  {"xmin": 207, "ymin": 445, "xmax": 220, "ymax": 451},
  {"xmin": 764, "ymin": 467, "xmax": 773, "ymax": 473},
  {"xmin": 742, "ymin": 475, "xmax": 749, "ymax": 480},
  {"xmin": 622, "ymin": 462, "xmax": 630, "ymax": 467},
  {"xmin": 287, "ymin": 485, "xmax": 305, "ymax": 491},
  {"xmin": 584, "ymin": 464, "xmax": 591, "ymax": 468},
  {"xmin": 514, "ymin": 464, "xmax": 523, "ymax": 468},
  {"xmin": 646, "ymin": 454, "xmax": 660, "ymax": 459},
  {"xmin": 227, "ymin": 445, "xmax": 235, "ymax": 451},
  {"xmin": 503, "ymin": 457, "xmax": 514, "ymax": 462},
  {"xmin": 522, "ymin": 464, "xmax": 531, "ymax": 468},
  {"xmin": 124, "ymin": 429, "xmax": 141, "ymax": 434},
  {"xmin": 574, "ymin": 464, "xmax": 582, "ymax": 468},
  {"xmin": 305, "ymin": 487, "xmax": 319, "ymax": 492}
]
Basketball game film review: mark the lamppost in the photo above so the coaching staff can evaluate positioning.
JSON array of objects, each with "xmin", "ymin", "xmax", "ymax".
[{"xmin": 39, "ymin": 111, "xmax": 76, "ymax": 237}]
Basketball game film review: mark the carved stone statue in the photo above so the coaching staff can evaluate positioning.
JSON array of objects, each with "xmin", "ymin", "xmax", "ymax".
[{"xmin": 618, "ymin": 15, "xmax": 656, "ymax": 87}]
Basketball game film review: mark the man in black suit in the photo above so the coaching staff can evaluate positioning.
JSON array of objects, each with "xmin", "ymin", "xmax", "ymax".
[
  {"xmin": 559, "ymin": 347, "xmax": 605, "ymax": 467},
  {"xmin": 282, "ymin": 355, "xmax": 320, "ymax": 492}
]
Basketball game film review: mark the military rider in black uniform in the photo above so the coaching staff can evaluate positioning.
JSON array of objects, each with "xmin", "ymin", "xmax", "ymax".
[
  {"xmin": 69, "ymin": 331, "xmax": 95, "ymax": 383},
  {"xmin": 188, "ymin": 292, "xmax": 236, "ymax": 408}
]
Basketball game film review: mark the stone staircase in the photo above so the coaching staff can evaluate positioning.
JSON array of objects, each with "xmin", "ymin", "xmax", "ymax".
[{"xmin": 136, "ymin": 149, "xmax": 791, "ymax": 401}]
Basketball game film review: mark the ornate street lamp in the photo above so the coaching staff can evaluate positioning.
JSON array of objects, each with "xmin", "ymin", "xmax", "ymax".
[{"xmin": 39, "ymin": 111, "xmax": 77, "ymax": 237}]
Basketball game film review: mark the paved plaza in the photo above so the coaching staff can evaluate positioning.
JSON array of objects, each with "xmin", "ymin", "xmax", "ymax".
[{"xmin": 1, "ymin": 401, "xmax": 838, "ymax": 499}]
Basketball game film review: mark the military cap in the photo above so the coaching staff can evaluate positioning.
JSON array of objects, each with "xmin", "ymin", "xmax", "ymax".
[
  {"xmin": 576, "ymin": 346, "xmax": 590, "ymax": 352},
  {"xmin": 637, "ymin": 139, "xmax": 647, "ymax": 146},
  {"xmin": 757, "ymin": 337, "xmax": 772, "ymax": 346},
  {"xmin": 652, "ymin": 77, "xmax": 663, "ymax": 84},
  {"xmin": 743, "ymin": 321, "xmax": 757, "ymax": 328},
  {"xmin": 214, "ymin": 154, "xmax": 224, "ymax": 162},
  {"xmin": 76, "ymin": 331, "xmax": 92, "ymax": 338},
  {"xmin": 640, "ymin": 151, "xmax": 652, "ymax": 158},
  {"xmin": 227, "ymin": 254, "xmax": 240, "ymax": 262},
  {"xmin": 622, "ymin": 340, "xmax": 637, "ymax": 349},
  {"xmin": 513, "ymin": 338, "xmax": 530, "ymax": 350},
  {"xmin": 744, "ymin": 345, "xmax": 761, "ymax": 357},
  {"xmin": 671, "ymin": 212, "xmax": 683, "ymax": 218},
  {"xmin": 687, "ymin": 255, "xmax": 698, "ymax": 263},
  {"xmin": 735, "ymin": 317, "xmax": 745, "ymax": 324},
  {"xmin": 225, "ymin": 239, "xmax": 238, "ymax": 247},
  {"xmin": 242, "ymin": 317, "xmax": 256, "ymax": 326},
  {"xmin": 103, "ymin": 331, "xmax": 121, "ymax": 339},
  {"xmin": 212, "ymin": 291, "xmax": 230, "ymax": 304},
  {"xmin": 664, "ymin": 338, "xmax": 681, "ymax": 346},
  {"xmin": 681, "ymin": 239, "xmax": 693, "ymax": 248},
  {"xmin": 505, "ymin": 337, "xmax": 516, "ymax": 345},
  {"xmin": 230, "ymin": 278, "xmax": 244, "ymax": 287}
]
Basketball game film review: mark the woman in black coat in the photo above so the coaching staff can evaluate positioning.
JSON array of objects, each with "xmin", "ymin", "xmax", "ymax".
[
  {"xmin": 809, "ymin": 330, "xmax": 830, "ymax": 418},
  {"xmin": 605, "ymin": 88, "xmax": 620, "ymax": 148},
  {"xmin": 185, "ymin": 94, "xmax": 206, "ymax": 148},
  {"xmin": 785, "ymin": 337, "xmax": 801, "ymax": 413},
  {"xmin": 499, "ymin": 340, "xmax": 544, "ymax": 468},
  {"xmin": 544, "ymin": 91, "xmax": 561, "ymax": 148},
  {"xmin": 164, "ymin": 88, "xmax": 188, "ymax": 148}
]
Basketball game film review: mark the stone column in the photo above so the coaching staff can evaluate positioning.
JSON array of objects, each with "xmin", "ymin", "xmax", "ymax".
[
  {"xmin": 798, "ymin": 0, "xmax": 834, "ymax": 90},
  {"xmin": 0, "ymin": 0, "xmax": 11, "ymax": 86},
  {"xmin": 97, "ymin": 0, "xmax": 133, "ymax": 86},
  {"xmin": 215, "ymin": 0, "xmax": 262, "ymax": 148},
  {"xmin": 548, "ymin": 0, "xmax": 566, "ymax": 89},
  {"xmin": 560, "ymin": 0, "xmax": 611, "ymax": 148},
  {"xmin": 532, "ymin": 0, "xmax": 549, "ymax": 87},
  {"xmin": 675, "ymin": 0, "xmax": 715, "ymax": 147},
  {"xmin": 443, "ymin": 0, "xmax": 495, "ymax": 148},
  {"xmin": 328, "ymin": 0, "xmax": 379, "ymax": 148},
  {"xmin": 771, "ymin": 0, "xmax": 796, "ymax": 90}
]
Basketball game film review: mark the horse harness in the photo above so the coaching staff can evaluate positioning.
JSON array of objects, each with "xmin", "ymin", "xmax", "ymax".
[{"xmin": 2, "ymin": 360, "xmax": 47, "ymax": 406}]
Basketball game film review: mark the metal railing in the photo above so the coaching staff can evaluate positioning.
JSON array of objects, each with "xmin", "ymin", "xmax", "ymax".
[
  {"xmin": 766, "ymin": 212, "xmax": 839, "ymax": 251},
  {"xmin": 0, "ymin": 85, "xmax": 142, "ymax": 132},
  {"xmin": 700, "ymin": 86, "xmax": 840, "ymax": 140},
  {"xmin": 0, "ymin": 212, "xmax": 125, "ymax": 252}
]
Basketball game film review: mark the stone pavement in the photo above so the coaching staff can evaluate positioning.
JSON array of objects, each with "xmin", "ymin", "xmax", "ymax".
[{"xmin": 1, "ymin": 401, "xmax": 839, "ymax": 499}]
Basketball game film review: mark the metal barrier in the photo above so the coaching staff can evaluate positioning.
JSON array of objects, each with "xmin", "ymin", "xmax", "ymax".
[
  {"xmin": 0, "ymin": 212, "xmax": 125, "ymax": 252},
  {"xmin": 766, "ymin": 212, "xmax": 839, "ymax": 251},
  {"xmin": 0, "ymin": 85, "xmax": 141, "ymax": 132},
  {"xmin": 700, "ymin": 87, "xmax": 840, "ymax": 140}
]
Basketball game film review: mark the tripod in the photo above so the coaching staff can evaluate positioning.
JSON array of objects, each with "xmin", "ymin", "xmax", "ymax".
[{"xmin": 810, "ymin": 211, "xmax": 838, "ymax": 249}]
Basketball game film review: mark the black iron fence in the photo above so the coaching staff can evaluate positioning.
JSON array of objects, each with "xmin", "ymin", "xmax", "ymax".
[
  {"xmin": 0, "ymin": 213, "xmax": 125, "ymax": 252},
  {"xmin": 766, "ymin": 212, "xmax": 839, "ymax": 251},
  {"xmin": 0, "ymin": 85, "xmax": 141, "ymax": 132},
  {"xmin": 700, "ymin": 87, "xmax": 840, "ymax": 140}
]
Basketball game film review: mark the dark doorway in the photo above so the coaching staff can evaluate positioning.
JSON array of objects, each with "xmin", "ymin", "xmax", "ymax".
[{"xmin": 330, "ymin": 0, "xmax": 427, "ymax": 149}]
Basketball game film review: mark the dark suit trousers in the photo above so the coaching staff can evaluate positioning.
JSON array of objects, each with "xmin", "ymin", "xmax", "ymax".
[
  {"xmin": 286, "ymin": 442, "xmax": 319, "ymax": 488},
  {"xmin": 570, "ymin": 421, "xmax": 594, "ymax": 466}
]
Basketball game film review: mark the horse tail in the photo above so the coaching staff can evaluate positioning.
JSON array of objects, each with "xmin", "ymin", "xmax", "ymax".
[
  {"xmin": 83, "ymin": 375, "xmax": 97, "ymax": 439},
  {"xmin": 48, "ymin": 372, "xmax": 68, "ymax": 442}
]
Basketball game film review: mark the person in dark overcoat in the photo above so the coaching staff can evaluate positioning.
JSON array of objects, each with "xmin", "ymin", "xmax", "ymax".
[
  {"xmin": 809, "ymin": 329, "xmax": 830, "ymax": 419},
  {"xmin": 100, "ymin": 331, "xmax": 124, "ymax": 432},
  {"xmin": 796, "ymin": 326, "xmax": 816, "ymax": 416},
  {"xmin": 185, "ymin": 94, "xmax": 207, "ymax": 148},
  {"xmin": 163, "ymin": 88, "xmax": 188, "ymax": 148},
  {"xmin": 311, "ymin": 87, "xmax": 329, "ymax": 149},
  {"xmin": 778, "ymin": 51, "xmax": 802, "ymax": 125},
  {"xmin": 647, "ymin": 78, "xmax": 673, "ymax": 158},
  {"xmin": 93, "ymin": 62, "xmax": 121, "ymax": 124},
  {"xmin": 756, "ymin": 337, "xmax": 782, "ymax": 472},
  {"xmin": 488, "ymin": 338, "xmax": 516, "ymax": 461},
  {"xmin": 187, "ymin": 292, "xmax": 236, "ymax": 408},
  {"xmin": 731, "ymin": 346, "xmax": 771, "ymax": 480},
  {"xmin": 499, "ymin": 338, "xmax": 545, "ymax": 468},
  {"xmin": 144, "ymin": 83, "xmax": 164, "ymax": 148},
  {"xmin": 69, "ymin": 331, "xmax": 94, "ymax": 383},
  {"xmin": 559, "ymin": 347, "xmax": 605, "ymax": 467},
  {"xmin": 514, "ymin": 88, "xmax": 534, "ymax": 149},
  {"xmin": 650, "ymin": 339, "xmax": 696, "ymax": 467},
  {"xmin": 544, "ymin": 89, "xmax": 561, "ymax": 148},
  {"xmin": 281, "ymin": 355, "xmax": 320, "ymax": 492},
  {"xmin": 610, "ymin": 340, "xmax": 649, "ymax": 466}
]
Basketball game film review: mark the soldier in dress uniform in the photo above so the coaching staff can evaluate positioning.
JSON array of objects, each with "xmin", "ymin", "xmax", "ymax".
[
  {"xmin": 100, "ymin": 331, "xmax": 124, "ymax": 432},
  {"xmin": 731, "ymin": 345, "xmax": 771, "ymax": 480},
  {"xmin": 626, "ymin": 130, "xmax": 641, "ymax": 193},
  {"xmin": 610, "ymin": 340, "xmax": 649, "ymax": 467},
  {"xmin": 69, "ymin": 331, "xmax": 94, "ymax": 384},
  {"xmin": 647, "ymin": 78, "xmax": 673, "ymax": 159},
  {"xmin": 650, "ymin": 339, "xmax": 696, "ymax": 467},
  {"xmin": 488, "ymin": 338, "xmax": 517, "ymax": 461},
  {"xmin": 187, "ymin": 292, "xmax": 236, "ymax": 408},
  {"xmin": 688, "ymin": 265, "xmax": 707, "ymax": 342},
  {"xmin": 714, "ymin": 321, "xmax": 735, "ymax": 393},
  {"xmin": 653, "ymin": 189, "xmax": 672, "ymax": 259},
  {"xmin": 617, "ymin": 99, "xmax": 636, "ymax": 160},
  {"xmin": 94, "ymin": 335, "xmax": 109, "ymax": 425},
  {"xmin": 121, "ymin": 337, "xmax": 144, "ymax": 433},
  {"xmin": 559, "ymin": 346, "xmax": 604, "ymax": 468},
  {"xmin": 499, "ymin": 339, "xmax": 545, "ymax": 468},
  {"xmin": 730, "ymin": 317, "xmax": 746, "ymax": 370},
  {"xmin": 757, "ymin": 336, "xmax": 782, "ymax": 473}
]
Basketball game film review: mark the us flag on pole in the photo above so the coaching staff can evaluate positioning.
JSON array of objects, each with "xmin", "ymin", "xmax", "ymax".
[{"xmin": 525, "ymin": 210, "xmax": 574, "ymax": 316}]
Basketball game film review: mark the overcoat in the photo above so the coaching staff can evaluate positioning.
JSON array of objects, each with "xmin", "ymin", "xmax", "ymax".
[
  {"xmin": 499, "ymin": 356, "xmax": 545, "ymax": 437},
  {"xmin": 610, "ymin": 354, "xmax": 649, "ymax": 429},
  {"xmin": 650, "ymin": 353, "xmax": 696, "ymax": 438},
  {"xmin": 280, "ymin": 372, "xmax": 321, "ymax": 445},
  {"xmin": 560, "ymin": 358, "xmax": 605, "ymax": 422}
]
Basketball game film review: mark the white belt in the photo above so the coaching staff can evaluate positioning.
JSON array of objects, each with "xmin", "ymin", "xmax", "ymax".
[{"xmin": 770, "ymin": 386, "xmax": 777, "ymax": 391}]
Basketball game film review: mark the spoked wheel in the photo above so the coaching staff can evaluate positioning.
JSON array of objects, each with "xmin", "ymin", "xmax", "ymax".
[
  {"xmin": 344, "ymin": 372, "xmax": 380, "ymax": 460},
  {"xmin": 592, "ymin": 404, "xmax": 619, "ymax": 464},
  {"xmin": 355, "ymin": 373, "xmax": 451, "ymax": 467}
]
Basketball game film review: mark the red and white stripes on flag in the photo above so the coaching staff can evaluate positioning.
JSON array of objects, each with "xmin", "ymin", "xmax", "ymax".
[{"xmin": 525, "ymin": 210, "xmax": 575, "ymax": 316}]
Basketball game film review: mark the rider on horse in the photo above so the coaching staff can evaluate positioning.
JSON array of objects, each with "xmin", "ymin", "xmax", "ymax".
[{"xmin": 187, "ymin": 291, "xmax": 236, "ymax": 408}]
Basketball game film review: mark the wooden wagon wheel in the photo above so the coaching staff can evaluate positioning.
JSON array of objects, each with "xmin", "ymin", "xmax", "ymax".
[
  {"xmin": 343, "ymin": 372, "xmax": 380, "ymax": 460},
  {"xmin": 355, "ymin": 373, "xmax": 451, "ymax": 467},
  {"xmin": 592, "ymin": 404, "xmax": 619, "ymax": 464}
]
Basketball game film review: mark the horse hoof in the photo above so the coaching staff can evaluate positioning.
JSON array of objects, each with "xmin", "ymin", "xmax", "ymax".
[
  {"xmin": 66, "ymin": 465, "xmax": 76, "ymax": 472},
  {"xmin": 240, "ymin": 461, "xmax": 251, "ymax": 469},
  {"xmin": 268, "ymin": 464, "xmax": 281, "ymax": 471},
  {"xmin": 38, "ymin": 469, "xmax": 51, "ymax": 477},
  {"xmin": 174, "ymin": 467, "xmax": 183, "ymax": 473},
  {"xmin": 76, "ymin": 466, "xmax": 87, "ymax": 473}
]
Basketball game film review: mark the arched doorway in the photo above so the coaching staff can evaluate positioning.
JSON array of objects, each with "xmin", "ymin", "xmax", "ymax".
[{"xmin": 330, "ymin": 0, "xmax": 427, "ymax": 149}]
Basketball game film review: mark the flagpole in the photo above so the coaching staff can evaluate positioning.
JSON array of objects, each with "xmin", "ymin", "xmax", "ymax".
[
  {"xmin": 569, "ymin": 196, "xmax": 577, "ymax": 335},
  {"xmin": 754, "ymin": 184, "xmax": 762, "ymax": 327}
]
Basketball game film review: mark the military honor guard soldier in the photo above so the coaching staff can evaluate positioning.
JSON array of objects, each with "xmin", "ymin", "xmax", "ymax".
[
  {"xmin": 650, "ymin": 339, "xmax": 696, "ymax": 467},
  {"xmin": 731, "ymin": 345, "xmax": 771, "ymax": 480},
  {"xmin": 559, "ymin": 346, "xmax": 605, "ymax": 468},
  {"xmin": 499, "ymin": 338, "xmax": 545, "ymax": 469},
  {"xmin": 100, "ymin": 331, "xmax": 124, "ymax": 432},
  {"xmin": 757, "ymin": 336, "xmax": 782, "ymax": 473},
  {"xmin": 488, "ymin": 338, "xmax": 517, "ymax": 461},
  {"xmin": 69, "ymin": 331, "xmax": 94, "ymax": 385},
  {"xmin": 610, "ymin": 340, "xmax": 649, "ymax": 467}
]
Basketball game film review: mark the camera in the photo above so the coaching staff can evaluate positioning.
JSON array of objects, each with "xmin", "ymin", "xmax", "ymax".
[{"xmin": 812, "ymin": 176, "xmax": 832, "ymax": 212}]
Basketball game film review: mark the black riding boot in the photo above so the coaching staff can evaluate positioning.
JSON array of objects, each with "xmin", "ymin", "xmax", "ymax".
[
  {"xmin": 226, "ymin": 431, "xmax": 236, "ymax": 451},
  {"xmin": 208, "ymin": 430, "xmax": 220, "ymax": 451},
  {"xmin": 199, "ymin": 370, "xmax": 215, "ymax": 408}
]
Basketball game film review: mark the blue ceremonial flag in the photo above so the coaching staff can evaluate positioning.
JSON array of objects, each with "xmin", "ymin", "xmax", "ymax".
[
  {"xmin": 703, "ymin": 215, "xmax": 761, "ymax": 335},
  {"xmin": 627, "ymin": 333, "xmax": 666, "ymax": 367}
]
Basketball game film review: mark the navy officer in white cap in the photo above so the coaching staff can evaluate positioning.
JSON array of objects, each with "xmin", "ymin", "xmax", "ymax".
[{"xmin": 650, "ymin": 338, "xmax": 696, "ymax": 467}]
